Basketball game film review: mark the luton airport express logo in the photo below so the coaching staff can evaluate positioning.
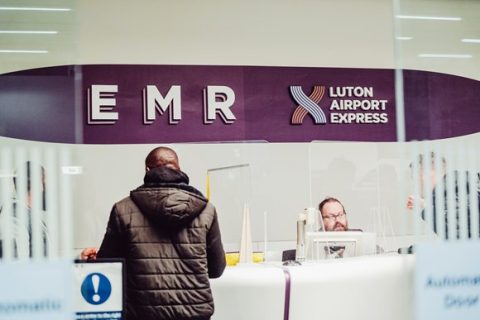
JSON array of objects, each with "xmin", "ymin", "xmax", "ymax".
[{"xmin": 290, "ymin": 85, "xmax": 389, "ymax": 125}]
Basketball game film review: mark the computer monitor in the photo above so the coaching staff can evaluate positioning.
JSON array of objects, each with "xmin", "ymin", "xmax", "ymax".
[{"xmin": 305, "ymin": 231, "xmax": 376, "ymax": 260}]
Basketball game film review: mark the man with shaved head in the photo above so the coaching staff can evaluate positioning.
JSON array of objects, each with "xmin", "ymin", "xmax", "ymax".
[
  {"xmin": 81, "ymin": 146, "xmax": 226, "ymax": 320},
  {"xmin": 145, "ymin": 146, "xmax": 180, "ymax": 171}
]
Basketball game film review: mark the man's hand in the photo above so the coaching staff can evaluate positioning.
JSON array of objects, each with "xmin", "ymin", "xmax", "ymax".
[
  {"xmin": 80, "ymin": 247, "xmax": 98, "ymax": 261},
  {"xmin": 407, "ymin": 195, "xmax": 425, "ymax": 210}
]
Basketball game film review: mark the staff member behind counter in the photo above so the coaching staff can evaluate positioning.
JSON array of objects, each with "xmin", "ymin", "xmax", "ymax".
[
  {"xmin": 284, "ymin": 197, "xmax": 357, "ymax": 262},
  {"xmin": 317, "ymin": 197, "xmax": 355, "ymax": 258},
  {"xmin": 318, "ymin": 197, "xmax": 350, "ymax": 232}
]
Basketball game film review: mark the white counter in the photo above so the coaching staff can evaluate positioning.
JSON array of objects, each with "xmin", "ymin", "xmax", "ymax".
[
  {"xmin": 210, "ymin": 254, "xmax": 415, "ymax": 320},
  {"xmin": 210, "ymin": 264, "xmax": 286, "ymax": 320}
]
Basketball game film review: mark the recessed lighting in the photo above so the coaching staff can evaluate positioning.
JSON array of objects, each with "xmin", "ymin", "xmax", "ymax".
[
  {"xmin": 462, "ymin": 39, "xmax": 480, "ymax": 43},
  {"xmin": 0, "ymin": 49, "xmax": 48, "ymax": 53},
  {"xmin": 396, "ymin": 15, "xmax": 462, "ymax": 21},
  {"xmin": 0, "ymin": 7, "xmax": 71, "ymax": 12},
  {"xmin": 396, "ymin": 36, "xmax": 413, "ymax": 40},
  {"xmin": 418, "ymin": 53, "xmax": 472, "ymax": 59},
  {"xmin": 0, "ymin": 30, "xmax": 58, "ymax": 34}
]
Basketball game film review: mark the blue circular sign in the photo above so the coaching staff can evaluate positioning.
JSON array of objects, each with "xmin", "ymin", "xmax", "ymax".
[{"xmin": 81, "ymin": 273, "xmax": 112, "ymax": 305}]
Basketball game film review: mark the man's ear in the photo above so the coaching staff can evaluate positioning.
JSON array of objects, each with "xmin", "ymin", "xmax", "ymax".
[{"xmin": 145, "ymin": 166, "xmax": 150, "ymax": 172}]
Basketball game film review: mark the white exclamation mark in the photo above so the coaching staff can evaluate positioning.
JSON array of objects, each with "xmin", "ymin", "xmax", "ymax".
[{"xmin": 92, "ymin": 274, "xmax": 100, "ymax": 302}]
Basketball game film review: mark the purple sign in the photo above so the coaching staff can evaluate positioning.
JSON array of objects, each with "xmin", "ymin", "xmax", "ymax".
[
  {"xmin": 403, "ymin": 70, "xmax": 480, "ymax": 141},
  {"xmin": 81, "ymin": 65, "xmax": 396, "ymax": 143},
  {"xmin": 0, "ymin": 65, "xmax": 479, "ymax": 144}
]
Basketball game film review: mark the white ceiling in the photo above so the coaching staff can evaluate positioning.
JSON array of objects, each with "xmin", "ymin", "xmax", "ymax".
[
  {"xmin": 0, "ymin": 0, "xmax": 77, "ymax": 73},
  {"xmin": 395, "ymin": 0, "xmax": 480, "ymax": 79},
  {"xmin": 0, "ymin": 0, "xmax": 478, "ymax": 80}
]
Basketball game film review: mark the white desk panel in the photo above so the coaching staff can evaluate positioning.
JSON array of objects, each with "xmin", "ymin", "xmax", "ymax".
[
  {"xmin": 288, "ymin": 255, "xmax": 415, "ymax": 320},
  {"xmin": 210, "ymin": 255, "xmax": 415, "ymax": 320},
  {"xmin": 210, "ymin": 264, "xmax": 286, "ymax": 320}
]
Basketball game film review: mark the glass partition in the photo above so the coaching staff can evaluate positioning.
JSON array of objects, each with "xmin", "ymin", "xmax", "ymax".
[
  {"xmin": 393, "ymin": 0, "xmax": 480, "ymax": 246},
  {"xmin": 0, "ymin": 137, "xmax": 75, "ymax": 260},
  {"xmin": 308, "ymin": 141, "xmax": 410, "ymax": 254},
  {"xmin": 202, "ymin": 152, "xmax": 252, "ymax": 252},
  {"xmin": 309, "ymin": 135, "xmax": 480, "ymax": 254}
]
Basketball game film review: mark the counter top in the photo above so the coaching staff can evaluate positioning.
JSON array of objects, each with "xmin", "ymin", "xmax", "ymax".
[{"xmin": 211, "ymin": 254, "xmax": 415, "ymax": 320}]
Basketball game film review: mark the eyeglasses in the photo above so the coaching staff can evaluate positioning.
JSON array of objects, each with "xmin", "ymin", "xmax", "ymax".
[{"xmin": 322, "ymin": 212, "xmax": 346, "ymax": 221}]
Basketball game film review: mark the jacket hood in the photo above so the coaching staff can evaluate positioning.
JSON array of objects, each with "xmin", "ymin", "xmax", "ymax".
[{"xmin": 130, "ymin": 167, "xmax": 208, "ymax": 228}]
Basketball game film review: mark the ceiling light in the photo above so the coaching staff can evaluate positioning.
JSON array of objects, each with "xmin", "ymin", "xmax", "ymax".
[
  {"xmin": 462, "ymin": 39, "xmax": 480, "ymax": 43},
  {"xmin": 0, "ymin": 7, "xmax": 71, "ymax": 12},
  {"xmin": 0, "ymin": 49, "xmax": 48, "ymax": 53},
  {"xmin": 418, "ymin": 54, "xmax": 472, "ymax": 58},
  {"xmin": 0, "ymin": 30, "xmax": 57, "ymax": 34},
  {"xmin": 396, "ymin": 15, "xmax": 461, "ymax": 21},
  {"xmin": 396, "ymin": 36, "xmax": 413, "ymax": 40}
]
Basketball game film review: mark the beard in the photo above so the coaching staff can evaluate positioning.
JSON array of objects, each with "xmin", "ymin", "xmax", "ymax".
[{"xmin": 333, "ymin": 221, "xmax": 348, "ymax": 231}]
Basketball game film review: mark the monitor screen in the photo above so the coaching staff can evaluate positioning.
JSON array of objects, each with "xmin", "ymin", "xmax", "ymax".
[{"xmin": 305, "ymin": 231, "xmax": 376, "ymax": 260}]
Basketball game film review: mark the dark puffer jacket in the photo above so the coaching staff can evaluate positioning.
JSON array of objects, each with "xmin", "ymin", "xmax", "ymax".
[{"xmin": 97, "ymin": 167, "xmax": 226, "ymax": 320}]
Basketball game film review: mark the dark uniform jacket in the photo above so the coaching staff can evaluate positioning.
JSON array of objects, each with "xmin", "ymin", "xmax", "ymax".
[{"xmin": 97, "ymin": 167, "xmax": 226, "ymax": 320}]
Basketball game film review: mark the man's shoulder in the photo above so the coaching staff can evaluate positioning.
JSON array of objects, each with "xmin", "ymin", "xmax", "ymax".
[
  {"xmin": 196, "ymin": 202, "xmax": 217, "ymax": 222},
  {"xmin": 112, "ymin": 196, "xmax": 138, "ymax": 214},
  {"xmin": 200, "ymin": 201, "xmax": 215, "ymax": 213},
  {"xmin": 115, "ymin": 195, "xmax": 134, "ymax": 204}
]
